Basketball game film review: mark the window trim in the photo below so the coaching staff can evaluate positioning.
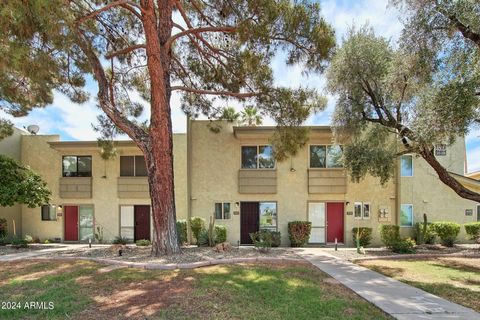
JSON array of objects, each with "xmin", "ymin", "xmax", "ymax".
[
  {"xmin": 353, "ymin": 202, "xmax": 363, "ymax": 220},
  {"xmin": 240, "ymin": 145, "xmax": 276, "ymax": 170},
  {"xmin": 62, "ymin": 155, "xmax": 92, "ymax": 177},
  {"xmin": 214, "ymin": 202, "xmax": 231, "ymax": 220},
  {"xmin": 400, "ymin": 154, "xmax": 414, "ymax": 177},
  {"xmin": 400, "ymin": 204, "xmax": 414, "ymax": 227},
  {"xmin": 308, "ymin": 144, "xmax": 344, "ymax": 169},
  {"xmin": 41, "ymin": 204, "xmax": 57, "ymax": 221},
  {"xmin": 120, "ymin": 155, "xmax": 147, "ymax": 177}
]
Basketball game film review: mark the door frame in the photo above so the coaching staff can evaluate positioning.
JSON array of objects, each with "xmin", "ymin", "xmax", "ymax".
[
  {"xmin": 326, "ymin": 202, "xmax": 345, "ymax": 244},
  {"xmin": 306, "ymin": 201, "xmax": 345, "ymax": 244},
  {"xmin": 62, "ymin": 204, "xmax": 95, "ymax": 242}
]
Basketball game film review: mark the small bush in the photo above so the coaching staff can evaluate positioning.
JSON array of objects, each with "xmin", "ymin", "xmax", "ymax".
[
  {"xmin": 0, "ymin": 218, "xmax": 7, "ymax": 237},
  {"xmin": 11, "ymin": 236, "xmax": 28, "ymax": 248},
  {"xmin": 270, "ymin": 231, "xmax": 281, "ymax": 247},
  {"xmin": 288, "ymin": 221, "xmax": 311, "ymax": 247},
  {"xmin": 176, "ymin": 220, "xmax": 188, "ymax": 245},
  {"xmin": 380, "ymin": 225, "xmax": 400, "ymax": 249},
  {"xmin": 189, "ymin": 217, "xmax": 205, "ymax": 245},
  {"xmin": 0, "ymin": 236, "xmax": 12, "ymax": 246},
  {"xmin": 112, "ymin": 236, "xmax": 129, "ymax": 245},
  {"xmin": 135, "ymin": 239, "xmax": 151, "ymax": 246},
  {"xmin": 43, "ymin": 239, "xmax": 50, "ymax": 244},
  {"xmin": 215, "ymin": 225, "xmax": 227, "ymax": 243},
  {"xmin": 250, "ymin": 230, "xmax": 274, "ymax": 253},
  {"xmin": 352, "ymin": 227, "xmax": 372, "ymax": 247},
  {"xmin": 432, "ymin": 221, "xmax": 460, "ymax": 247},
  {"xmin": 197, "ymin": 228, "xmax": 209, "ymax": 246},
  {"xmin": 464, "ymin": 222, "xmax": 480, "ymax": 242},
  {"xmin": 24, "ymin": 234, "xmax": 34, "ymax": 244},
  {"xmin": 391, "ymin": 237, "xmax": 416, "ymax": 254},
  {"xmin": 413, "ymin": 222, "xmax": 436, "ymax": 244}
]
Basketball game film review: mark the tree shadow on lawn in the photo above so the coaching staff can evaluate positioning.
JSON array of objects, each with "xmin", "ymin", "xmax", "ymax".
[{"xmin": 0, "ymin": 260, "xmax": 390, "ymax": 320}]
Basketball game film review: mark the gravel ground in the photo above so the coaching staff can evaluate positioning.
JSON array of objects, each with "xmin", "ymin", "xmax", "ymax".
[
  {"xmin": 323, "ymin": 244, "xmax": 479, "ymax": 261},
  {"xmin": 48, "ymin": 245, "xmax": 302, "ymax": 264}
]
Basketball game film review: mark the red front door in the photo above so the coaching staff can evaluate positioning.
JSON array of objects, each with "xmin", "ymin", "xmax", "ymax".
[
  {"xmin": 327, "ymin": 202, "xmax": 344, "ymax": 243},
  {"xmin": 134, "ymin": 205, "xmax": 150, "ymax": 241},
  {"xmin": 64, "ymin": 206, "xmax": 79, "ymax": 241}
]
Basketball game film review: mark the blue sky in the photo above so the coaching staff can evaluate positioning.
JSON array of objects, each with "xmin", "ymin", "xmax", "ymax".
[{"xmin": 2, "ymin": 0, "xmax": 479, "ymax": 173}]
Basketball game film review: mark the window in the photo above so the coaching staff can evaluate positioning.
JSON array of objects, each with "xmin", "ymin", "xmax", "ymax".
[
  {"xmin": 259, "ymin": 202, "xmax": 277, "ymax": 231},
  {"xmin": 363, "ymin": 202, "xmax": 371, "ymax": 219},
  {"xmin": 354, "ymin": 202, "xmax": 362, "ymax": 219},
  {"xmin": 41, "ymin": 205, "xmax": 56, "ymax": 221},
  {"xmin": 401, "ymin": 155, "xmax": 413, "ymax": 177},
  {"xmin": 214, "ymin": 202, "xmax": 231, "ymax": 220},
  {"xmin": 241, "ymin": 146, "xmax": 275, "ymax": 169},
  {"xmin": 477, "ymin": 205, "xmax": 480, "ymax": 222},
  {"xmin": 120, "ymin": 156, "xmax": 147, "ymax": 177},
  {"xmin": 63, "ymin": 156, "xmax": 92, "ymax": 177},
  {"xmin": 79, "ymin": 205, "xmax": 94, "ymax": 241},
  {"xmin": 400, "ymin": 204, "xmax": 413, "ymax": 227},
  {"xmin": 310, "ymin": 145, "xmax": 343, "ymax": 168}
]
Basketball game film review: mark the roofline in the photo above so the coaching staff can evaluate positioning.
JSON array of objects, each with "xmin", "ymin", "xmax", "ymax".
[
  {"xmin": 48, "ymin": 140, "xmax": 137, "ymax": 149},
  {"xmin": 450, "ymin": 171, "xmax": 480, "ymax": 187},
  {"xmin": 233, "ymin": 125, "xmax": 332, "ymax": 131}
]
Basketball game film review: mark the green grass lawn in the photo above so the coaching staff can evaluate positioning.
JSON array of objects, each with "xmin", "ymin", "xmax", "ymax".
[
  {"xmin": 0, "ymin": 260, "xmax": 389, "ymax": 320},
  {"xmin": 359, "ymin": 257, "xmax": 480, "ymax": 313}
]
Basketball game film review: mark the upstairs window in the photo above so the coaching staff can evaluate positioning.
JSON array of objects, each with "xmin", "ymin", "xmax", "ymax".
[
  {"xmin": 120, "ymin": 156, "xmax": 147, "ymax": 177},
  {"xmin": 401, "ymin": 155, "xmax": 413, "ymax": 177},
  {"xmin": 41, "ymin": 205, "xmax": 56, "ymax": 221},
  {"xmin": 63, "ymin": 156, "xmax": 92, "ymax": 177},
  {"xmin": 241, "ymin": 146, "xmax": 275, "ymax": 169},
  {"xmin": 310, "ymin": 145, "xmax": 343, "ymax": 168},
  {"xmin": 215, "ymin": 202, "xmax": 231, "ymax": 220}
]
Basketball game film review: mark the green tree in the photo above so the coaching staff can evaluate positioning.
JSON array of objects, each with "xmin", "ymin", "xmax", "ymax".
[
  {"xmin": 327, "ymin": 24, "xmax": 480, "ymax": 202},
  {"xmin": 0, "ymin": 155, "xmax": 50, "ymax": 208},
  {"xmin": 220, "ymin": 107, "xmax": 240, "ymax": 123},
  {"xmin": 240, "ymin": 106, "xmax": 263, "ymax": 126},
  {"xmin": 0, "ymin": 1, "xmax": 335, "ymax": 254}
]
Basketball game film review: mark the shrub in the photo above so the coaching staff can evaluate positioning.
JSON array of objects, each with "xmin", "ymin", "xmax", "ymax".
[
  {"xmin": 464, "ymin": 222, "xmax": 480, "ymax": 242},
  {"xmin": 0, "ymin": 218, "xmax": 7, "ymax": 237},
  {"xmin": 413, "ymin": 222, "xmax": 436, "ymax": 245},
  {"xmin": 24, "ymin": 234, "xmax": 34, "ymax": 244},
  {"xmin": 250, "ymin": 230, "xmax": 274, "ymax": 253},
  {"xmin": 288, "ymin": 221, "xmax": 311, "ymax": 247},
  {"xmin": 0, "ymin": 236, "xmax": 12, "ymax": 246},
  {"xmin": 135, "ymin": 239, "xmax": 151, "ymax": 246},
  {"xmin": 380, "ymin": 225, "xmax": 400, "ymax": 248},
  {"xmin": 391, "ymin": 237, "xmax": 416, "ymax": 254},
  {"xmin": 11, "ymin": 236, "xmax": 28, "ymax": 248},
  {"xmin": 112, "ymin": 236, "xmax": 129, "ymax": 245},
  {"xmin": 189, "ymin": 217, "xmax": 205, "ymax": 245},
  {"xmin": 352, "ymin": 227, "xmax": 372, "ymax": 247},
  {"xmin": 270, "ymin": 231, "xmax": 281, "ymax": 247},
  {"xmin": 215, "ymin": 225, "xmax": 227, "ymax": 243},
  {"xmin": 432, "ymin": 221, "xmax": 460, "ymax": 247},
  {"xmin": 176, "ymin": 219, "xmax": 188, "ymax": 245},
  {"xmin": 197, "ymin": 228, "xmax": 209, "ymax": 246}
]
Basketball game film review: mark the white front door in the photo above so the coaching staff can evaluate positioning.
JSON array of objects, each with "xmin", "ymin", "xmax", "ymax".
[{"xmin": 308, "ymin": 202, "xmax": 326, "ymax": 244}]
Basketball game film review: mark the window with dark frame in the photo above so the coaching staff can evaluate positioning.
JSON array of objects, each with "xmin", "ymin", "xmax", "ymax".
[
  {"xmin": 241, "ymin": 146, "xmax": 275, "ymax": 169},
  {"xmin": 214, "ymin": 202, "xmax": 231, "ymax": 220},
  {"xmin": 62, "ymin": 156, "xmax": 92, "ymax": 177},
  {"xmin": 41, "ymin": 205, "xmax": 56, "ymax": 221},
  {"xmin": 310, "ymin": 145, "xmax": 343, "ymax": 168},
  {"xmin": 120, "ymin": 156, "xmax": 147, "ymax": 177}
]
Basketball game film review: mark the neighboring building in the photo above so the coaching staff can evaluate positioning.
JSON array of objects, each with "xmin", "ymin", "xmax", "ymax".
[
  {"xmin": 0, "ymin": 120, "xmax": 479, "ymax": 246},
  {"xmin": 467, "ymin": 171, "xmax": 480, "ymax": 181}
]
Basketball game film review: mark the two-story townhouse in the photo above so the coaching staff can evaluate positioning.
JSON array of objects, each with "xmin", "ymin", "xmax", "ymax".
[{"xmin": 0, "ymin": 119, "xmax": 479, "ymax": 246}]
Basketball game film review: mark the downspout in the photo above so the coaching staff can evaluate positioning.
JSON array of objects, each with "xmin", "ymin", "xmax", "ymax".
[{"xmin": 186, "ymin": 116, "xmax": 193, "ymax": 244}]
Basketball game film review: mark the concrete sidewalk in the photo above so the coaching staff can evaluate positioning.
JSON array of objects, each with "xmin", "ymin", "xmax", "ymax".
[
  {"xmin": 296, "ymin": 248, "xmax": 480, "ymax": 320},
  {"xmin": 0, "ymin": 244, "xmax": 90, "ymax": 262}
]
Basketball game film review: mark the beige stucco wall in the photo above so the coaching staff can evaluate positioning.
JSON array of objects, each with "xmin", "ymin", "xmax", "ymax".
[
  {"xmin": 20, "ymin": 134, "xmax": 187, "ymax": 242},
  {"xmin": 399, "ymin": 140, "xmax": 478, "ymax": 243},
  {"xmin": 189, "ymin": 120, "xmax": 396, "ymax": 246},
  {"xmin": 0, "ymin": 128, "xmax": 30, "ymax": 236}
]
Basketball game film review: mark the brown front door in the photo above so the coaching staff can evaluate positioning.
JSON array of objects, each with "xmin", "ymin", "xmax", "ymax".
[
  {"xmin": 326, "ymin": 202, "xmax": 344, "ymax": 243},
  {"xmin": 240, "ymin": 202, "xmax": 259, "ymax": 244},
  {"xmin": 134, "ymin": 205, "xmax": 150, "ymax": 241},
  {"xmin": 64, "ymin": 206, "xmax": 79, "ymax": 241}
]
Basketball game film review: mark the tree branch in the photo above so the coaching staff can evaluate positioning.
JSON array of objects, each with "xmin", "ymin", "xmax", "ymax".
[
  {"xmin": 166, "ymin": 26, "xmax": 236, "ymax": 49},
  {"xmin": 170, "ymin": 86, "xmax": 258, "ymax": 98},
  {"xmin": 105, "ymin": 44, "xmax": 146, "ymax": 59},
  {"xmin": 76, "ymin": 0, "xmax": 143, "ymax": 25}
]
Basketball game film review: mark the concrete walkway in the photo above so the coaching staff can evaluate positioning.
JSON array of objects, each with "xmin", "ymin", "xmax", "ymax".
[
  {"xmin": 0, "ymin": 244, "xmax": 91, "ymax": 262},
  {"xmin": 296, "ymin": 248, "xmax": 480, "ymax": 320}
]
